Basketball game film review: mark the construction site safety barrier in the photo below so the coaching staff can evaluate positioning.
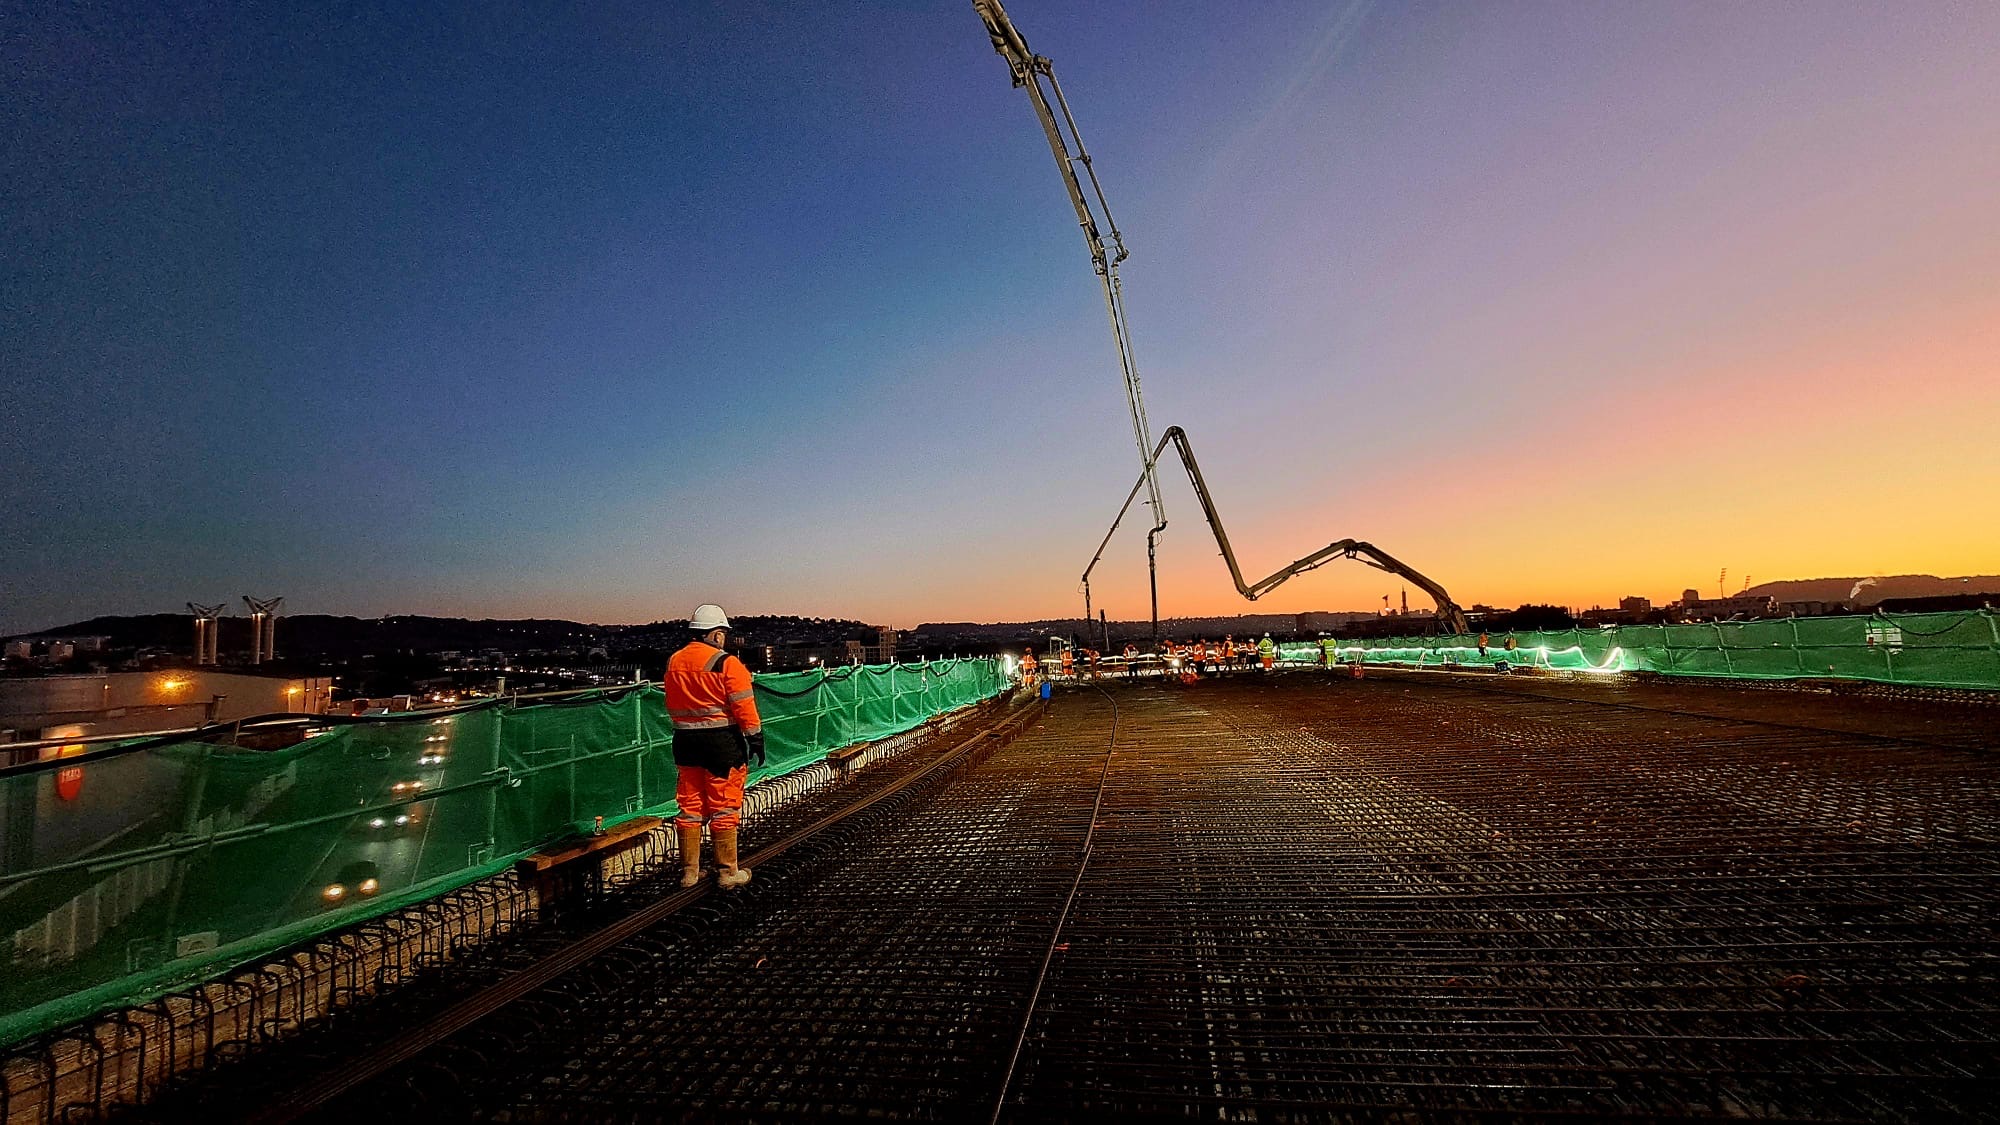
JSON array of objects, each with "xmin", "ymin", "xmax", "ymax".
[
  {"xmin": 1305, "ymin": 609, "xmax": 2000, "ymax": 690},
  {"xmin": 0, "ymin": 657, "xmax": 1008, "ymax": 1047}
]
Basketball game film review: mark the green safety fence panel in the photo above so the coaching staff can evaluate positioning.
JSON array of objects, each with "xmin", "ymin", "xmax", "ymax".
[
  {"xmin": 0, "ymin": 657, "xmax": 1007, "ymax": 1047},
  {"xmin": 1320, "ymin": 610, "xmax": 2000, "ymax": 689}
]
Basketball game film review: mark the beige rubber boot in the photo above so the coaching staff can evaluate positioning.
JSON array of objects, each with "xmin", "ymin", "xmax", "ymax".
[
  {"xmin": 713, "ymin": 826, "xmax": 752, "ymax": 889},
  {"xmin": 677, "ymin": 823, "xmax": 704, "ymax": 888}
]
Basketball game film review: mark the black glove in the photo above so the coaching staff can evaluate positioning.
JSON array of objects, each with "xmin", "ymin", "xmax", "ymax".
[{"xmin": 742, "ymin": 731, "xmax": 766, "ymax": 769}]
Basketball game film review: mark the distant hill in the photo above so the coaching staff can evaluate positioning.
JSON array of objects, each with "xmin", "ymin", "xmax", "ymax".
[
  {"xmin": 1745, "ymin": 574, "xmax": 2000, "ymax": 606},
  {"xmin": 914, "ymin": 613, "xmax": 1325, "ymax": 640},
  {"xmin": 9, "ymin": 613, "xmax": 609, "ymax": 655},
  {"xmin": 8, "ymin": 613, "xmax": 880, "ymax": 661}
]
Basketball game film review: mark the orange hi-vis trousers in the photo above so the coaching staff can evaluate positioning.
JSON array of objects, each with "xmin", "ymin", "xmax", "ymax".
[{"xmin": 675, "ymin": 764, "xmax": 748, "ymax": 830}]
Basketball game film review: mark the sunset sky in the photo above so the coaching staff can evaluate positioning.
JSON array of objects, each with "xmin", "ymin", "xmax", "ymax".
[{"xmin": 4, "ymin": 0, "xmax": 1997, "ymax": 633}]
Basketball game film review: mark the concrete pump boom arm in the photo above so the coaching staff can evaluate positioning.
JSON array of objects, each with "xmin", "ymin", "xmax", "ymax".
[
  {"xmin": 1081, "ymin": 426, "xmax": 1475, "ymax": 635},
  {"xmin": 971, "ymin": 0, "xmax": 1117, "ymax": 274},
  {"xmin": 971, "ymin": 0, "xmax": 1164, "ymax": 528},
  {"xmin": 977, "ymin": 4, "xmax": 1470, "ymax": 642}
]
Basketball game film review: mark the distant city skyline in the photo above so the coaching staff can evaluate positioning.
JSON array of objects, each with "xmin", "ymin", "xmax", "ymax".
[{"xmin": 5, "ymin": 2, "xmax": 1996, "ymax": 636}]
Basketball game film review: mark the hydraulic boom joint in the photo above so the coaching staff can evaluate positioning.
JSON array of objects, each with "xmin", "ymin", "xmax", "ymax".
[{"xmin": 1080, "ymin": 427, "xmax": 1474, "ymax": 637}]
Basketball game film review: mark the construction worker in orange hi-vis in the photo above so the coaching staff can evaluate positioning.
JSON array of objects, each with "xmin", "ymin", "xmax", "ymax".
[
  {"xmin": 1222, "ymin": 635, "xmax": 1237, "ymax": 671},
  {"xmin": 1020, "ymin": 647, "xmax": 1039, "ymax": 689},
  {"xmin": 1060, "ymin": 647, "xmax": 1074, "ymax": 679},
  {"xmin": 1193, "ymin": 639, "xmax": 1209, "ymax": 672},
  {"xmin": 1478, "ymin": 632, "xmax": 1490, "ymax": 656},
  {"xmin": 667, "ymin": 604, "xmax": 765, "ymax": 890}
]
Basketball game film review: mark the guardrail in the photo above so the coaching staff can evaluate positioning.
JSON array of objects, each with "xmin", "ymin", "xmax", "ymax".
[
  {"xmin": 0, "ymin": 659, "xmax": 1007, "ymax": 1050},
  {"xmin": 1318, "ymin": 609, "xmax": 2000, "ymax": 690}
]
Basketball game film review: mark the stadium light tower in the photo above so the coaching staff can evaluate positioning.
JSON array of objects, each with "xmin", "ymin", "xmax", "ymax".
[
  {"xmin": 243, "ymin": 595, "xmax": 284, "ymax": 664},
  {"xmin": 188, "ymin": 602, "xmax": 226, "ymax": 666}
]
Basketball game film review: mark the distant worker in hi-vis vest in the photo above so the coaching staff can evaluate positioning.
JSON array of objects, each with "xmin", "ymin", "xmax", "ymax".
[{"xmin": 666, "ymin": 604, "xmax": 765, "ymax": 889}]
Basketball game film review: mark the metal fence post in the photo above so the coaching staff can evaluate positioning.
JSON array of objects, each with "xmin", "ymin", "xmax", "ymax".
[
  {"xmin": 1988, "ymin": 610, "xmax": 2000, "ymax": 687},
  {"xmin": 810, "ymin": 671, "xmax": 824, "ymax": 753},
  {"xmin": 632, "ymin": 690, "xmax": 646, "ymax": 809},
  {"xmin": 1880, "ymin": 614, "xmax": 1897, "ymax": 683},
  {"xmin": 851, "ymin": 668, "xmax": 863, "ymax": 744},
  {"xmin": 486, "ymin": 706, "xmax": 503, "ymax": 860}
]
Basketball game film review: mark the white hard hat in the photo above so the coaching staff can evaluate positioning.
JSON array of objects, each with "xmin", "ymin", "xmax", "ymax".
[{"xmin": 689, "ymin": 603, "xmax": 731, "ymax": 631}]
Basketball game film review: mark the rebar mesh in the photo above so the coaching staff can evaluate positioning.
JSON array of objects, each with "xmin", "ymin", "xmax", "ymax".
[{"xmin": 119, "ymin": 677, "xmax": 2000, "ymax": 1122}]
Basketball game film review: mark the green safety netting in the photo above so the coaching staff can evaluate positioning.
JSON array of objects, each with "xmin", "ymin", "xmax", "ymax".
[
  {"xmin": 1314, "ymin": 610, "xmax": 2000, "ymax": 689},
  {"xmin": 0, "ymin": 657, "xmax": 1007, "ymax": 1047}
]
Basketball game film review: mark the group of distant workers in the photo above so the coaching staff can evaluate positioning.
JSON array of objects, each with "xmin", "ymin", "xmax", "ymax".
[{"xmin": 1016, "ymin": 632, "xmax": 1283, "ymax": 690}]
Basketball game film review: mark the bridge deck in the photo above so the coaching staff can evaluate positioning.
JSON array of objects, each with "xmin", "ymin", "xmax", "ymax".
[{"xmin": 169, "ymin": 676, "xmax": 2000, "ymax": 1121}]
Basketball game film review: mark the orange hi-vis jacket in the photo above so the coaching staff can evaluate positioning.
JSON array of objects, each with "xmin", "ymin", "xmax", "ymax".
[{"xmin": 665, "ymin": 641, "xmax": 762, "ymax": 774}]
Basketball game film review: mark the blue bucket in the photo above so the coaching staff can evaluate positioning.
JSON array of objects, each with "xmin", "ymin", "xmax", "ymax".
[{"xmin": 1039, "ymin": 681, "xmax": 1052, "ymax": 700}]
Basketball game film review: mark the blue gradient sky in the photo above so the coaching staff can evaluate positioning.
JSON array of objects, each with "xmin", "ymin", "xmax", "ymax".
[{"xmin": 5, "ymin": 1, "xmax": 1997, "ymax": 633}]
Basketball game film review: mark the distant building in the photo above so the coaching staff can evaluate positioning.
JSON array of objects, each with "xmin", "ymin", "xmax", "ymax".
[
  {"xmin": 1295, "ymin": 612, "xmax": 1376, "ymax": 634},
  {"xmin": 770, "ymin": 640, "xmax": 865, "ymax": 670},
  {"xmin": 1676, "ymin": 592, "xmax": 1778, "ymax": 621},
  {"xmin": 1580, "ymin": 595, "xmax": 1659, "ymax": 627},
  {"xmin": 1, "ymin": 670, "xmax": 334, "ymax": 751},
  {"xmin": 1, "ymin": 636, "xmax": 110, "ymax": 665}
]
